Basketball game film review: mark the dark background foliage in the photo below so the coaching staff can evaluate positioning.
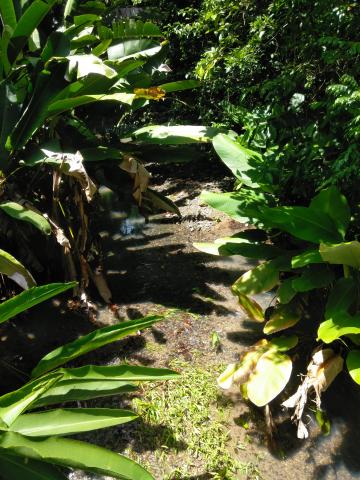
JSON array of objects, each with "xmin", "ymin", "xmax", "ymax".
[{"xmin": 119, "ymin": 0, "xmax": 360, "ymax": 205}]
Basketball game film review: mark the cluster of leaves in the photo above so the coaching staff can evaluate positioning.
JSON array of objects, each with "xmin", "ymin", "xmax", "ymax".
[
  {"xmin": 0, "ymin": 0, "xmax": 199, "ymax": 301},
  {"xmin": 195, "ymin": 132, "xmax": 360, "ymax": 437},
  {"xmin": 123, "ymin": 0, "xmax": 360, "ymax": 204},
  {"xmin": 0, "ymin": 282, "xmax": 177, "ymax": 479}
]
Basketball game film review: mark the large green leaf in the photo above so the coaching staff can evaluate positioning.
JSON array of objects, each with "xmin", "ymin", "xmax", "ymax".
[
  {"xmin": 31, "ymin": 315, "xmax": 164, "ymax": 378},
  {"xmin": 107, "ymin": 40, "xmax": 160, "ymax": 61},
  {"xmin": 41, "ymin": 31, "xmax": 70, "ymax": 62},
  {"xmin": 310, "ymin": 186, "xmax": 350, "ymax": 239},
  {"xmin": 212, "ymin": 133, "xmax": 261, "ymax": 187},
  {"xmin": 10, "ymin": 408, "xmax": 137, "ymax": 437},
  {"xmin": 194, "ymin": 236, "xmax": 283, "ymax": 259},
  {"xmin": 0, "ymin": 432, "xmax": 153, "ymax": 480},
  {"xmin": 32, "ymin": 364, "xmax": 178, "ymax": 408},
  {"xmin": 200, "ymin": 190, "xmax": 268, "ymax": 223},
  {"xmin": 47, "ymin": 92, "xmax": 135, "ymax": 115},
  {"xmin": 32, "ymin": 381, "xmax": 136, "ymax": 409},
  {"xmin": 0, "ymin": 374, "xmax": 62, "ymax": 427},
  {"xmin": 257, "ymin": 205, "xmax": 343, "ymax": 243},
  {"xmin": 291, "ymin": 249, "xmax": 323, "ymax": 268},
  {"xmin": 246, "ymin": 350, "xmax": 292, "ymax": 407},
  {"xmin": 67, "ymin": 54, "xmax": 117, "ymax": 79},
  {"xmin": 0, "ymin": 1, "xmax": 17, "ymax": 30},
  {"xmin": 347, "ymin": 350, "xmax": 360, "ymax": 385},
  {"xmin": 128, "ymin": 125, "xmax": 222, "ymax": 145},
  {"xmin": 325, "ymin": 277, "xmax": 357, "ymax": 318},
  {"xmin": 112, "ymin": 19, "xmax": 162, "ymax": 39},
  {"xmin": 291, "ymin": 265, "xmax": 335, "ymax": 292},
  {"xmin": 0, "ymin": 282, "xmax": 76, "ymax": 325},
  {"xmin": 318, "ymin": 312, "xmax": 360, "ymax": 343},
  {"xmin": 9, "ymin": 63, "xmax": 67, "ymax": 151},
  {"xmin": 0, "ymin": 249, "xmax": 35, "ymax": 290},
  {"xmin": 320, "ymin": 241, "xmax": 360, "ymax": 269},
  {"xmin": 0, "ymin": 202, "xmax": 51, "ymax": 235},
  {"xmin": 232, "ymin": 260, "xmax": 279, "ymax": 296},
  {"xmin": 7, "ymin": 0, "xmax": 58, "ymax": 65},
  {"xmin": 0, "ymin": 451, "xmax": 67, "ymax": 480},
  {"xmin": 157, "ymin": 80, "xmax": 200, "ymax": 93}
]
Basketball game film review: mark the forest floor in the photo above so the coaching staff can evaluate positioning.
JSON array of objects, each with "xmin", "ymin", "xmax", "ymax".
[{"xmin": 3, "ymin": 157, "xmax": 360, "ymax": 479}]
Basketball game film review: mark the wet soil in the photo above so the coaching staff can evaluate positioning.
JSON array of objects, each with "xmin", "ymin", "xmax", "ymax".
[{"xmin": 2, "ymin": 158, "xmax": 360, "ymax": 479}]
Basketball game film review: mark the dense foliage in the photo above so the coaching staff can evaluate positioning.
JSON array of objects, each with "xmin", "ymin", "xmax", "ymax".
[
  {"xmin": 126, "ymin": 0, "xmax": 360, "ymax": 203},
  {"xmin": 0, "ymin": 0, "xmax": 197, "ymax": 302}
]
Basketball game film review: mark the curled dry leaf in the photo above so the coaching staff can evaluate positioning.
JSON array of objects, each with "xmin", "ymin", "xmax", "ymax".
[
  {"xmin": 282, "ymin": 348, "xmax": 343, "ymax": 439},
  {"xmin": 120, "ymin": 154, "xmax": 150, "ymax": 205},
  {"xmin": 42, "ymin": 149, "xmax": 97, "ymax": 202}
]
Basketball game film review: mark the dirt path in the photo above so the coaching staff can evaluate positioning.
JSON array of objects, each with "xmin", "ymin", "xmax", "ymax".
[
  {"xmin": 3, "ymin": 158, "xmax": 360, "ymax": 479},
  {"xmin": 68, "ymin": 159, "xmax": 360, "ymax": 480}
]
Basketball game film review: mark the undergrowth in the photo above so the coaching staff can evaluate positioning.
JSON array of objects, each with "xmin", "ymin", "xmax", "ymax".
[{"xmin": 131, "ymin": 360, "xmax": 262, "ymax": 479}]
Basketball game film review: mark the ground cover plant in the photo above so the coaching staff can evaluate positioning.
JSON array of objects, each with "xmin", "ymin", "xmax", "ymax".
[{"xmin": 0, "ymin": 281, "xmax": 178, "ymax": 479}]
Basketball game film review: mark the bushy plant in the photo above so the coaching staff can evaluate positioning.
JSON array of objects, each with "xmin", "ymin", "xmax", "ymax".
[
  {"xmin": 123, "ymin": 0, "xmax": 360, "ymax": 203},
  {"xmin": 0, "ymin": 282, "xmax": 177, "ymax": 479},
  {"xmin": 195, "ymin": 132, "xmax": 360, "ymax": 438}
]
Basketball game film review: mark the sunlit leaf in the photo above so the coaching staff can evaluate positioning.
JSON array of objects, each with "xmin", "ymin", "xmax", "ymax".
[
  {"xmin": 320, "ymin": 241, "xmax": 360, "ymax": 269},
  {"xmin": 232, "ymin": 260, "xmax": 279, "ymax": 296},
  {"xmin": 291, "ymin": 249, "xmax": 323, "ymax": 268},
  {"xmin": 0, "ymin": 432, "xmax": 154, "ymax": 480},
  {"xmin": 246, "ymin": 350, "xmax": 292, "ymax": 407},
  {"xmin": 0, "ymin": 249, "xmax": 36, "ymax": 290},
  {"xmin": 0, "ymin": 282, "xmax": 76, "ymax": 325},
  {"xmin": 10, "ymin": 408, "xmax": 137, "ymax": 437},
  {"xmin": 264, "ymin": 301, "xmax": 301, "ymax": 334},
  {"xmin": 212, "ymin": 133, "xmax": 262, "ymax": 187},
  {"xmin": 237, "ymin": 293, "xmax": 264, "ymax": 322},
  {"xmin": 0, "ymin": 202, "xmax": 51, "ymax": 235},
  {"xmin": 31, "ymin": 315, "xmax": 164, "ymax": 378},
  {"xmin": 318, "ymin": 312, "xmax": 360, "ymax": 343}
]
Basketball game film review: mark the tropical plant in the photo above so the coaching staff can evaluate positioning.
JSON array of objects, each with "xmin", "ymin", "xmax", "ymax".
[
  {"xmin": 196, "ymin": 132, "xmax": 360, "ymax": 437},
  {"xmin": 0, "ymin": 0, "xmax": 198, "ymax": 300},
  {"xmin": 125, "ymin": 0, "xmax": 360, "ymax": 204},
  {"xmin": 0, "ymin": 281, "xmax": 177, "ymax": 479}
]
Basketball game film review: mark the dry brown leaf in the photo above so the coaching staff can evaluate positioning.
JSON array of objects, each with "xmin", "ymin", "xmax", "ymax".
[
  {"xmin": 120, "ymin": 154, "xmax": 150, "ymax": 205},
  {"xmin": 282, "ymin": 348, "xmax": 343, "ymax": 439},
  {"xmin": 43, "ymin": 150, "xmax": 97, "ymax": 202}
]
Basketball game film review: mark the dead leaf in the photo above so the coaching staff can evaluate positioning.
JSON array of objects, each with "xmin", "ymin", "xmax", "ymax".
[
  {"xmin": 42, "ymin": 149, "xmax": 97, "ymax": 202},
  {"xmin": 120, "ymin": 154, "xmax": 150, "ymax": 205}
]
